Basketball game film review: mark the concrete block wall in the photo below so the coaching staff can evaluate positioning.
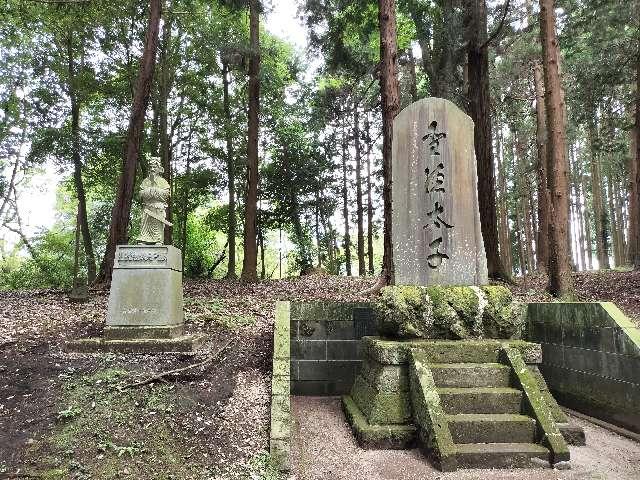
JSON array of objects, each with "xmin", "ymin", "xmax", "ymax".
[
  {"xmin": 290, "ymin": 301, "xmax": 376, "ymax": 395},
  {"xmin": 527, "ymin": 302, "xmax": 640, "ymax": 433}
]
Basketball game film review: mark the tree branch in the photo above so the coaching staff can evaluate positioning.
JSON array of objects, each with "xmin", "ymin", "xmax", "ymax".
[
  {"xmin": 119, "ymin": 338, "xmax": 234, "ymax": 390},
  {"xmin": 481, "ymin": 0, "xmax": 511, "ymax": 50}
]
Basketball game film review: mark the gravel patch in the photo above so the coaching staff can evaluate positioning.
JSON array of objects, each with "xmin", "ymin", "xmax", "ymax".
[{"xmin": 291, "ymin": 396, "xmax": 640, "ymax": 480}]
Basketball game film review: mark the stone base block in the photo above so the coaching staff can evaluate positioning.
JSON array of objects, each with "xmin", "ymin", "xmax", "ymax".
[
  {"xmin": 104, "ymin": 325, "xmax": 184, "ymax": 340},
  {"xmin": 558, "ymin": 423, "xmax": 587, "ymax": 446},
  {"xmin": 351, "ymin": 375, "xmax": 412, "ymax": 425},
  {"xmin": 64, "ymin": 334, "xmax": 206, "ymax": 354},
  {"xmin": 342, "ymin": 395, "xmax": 416, "ymax": 449}
]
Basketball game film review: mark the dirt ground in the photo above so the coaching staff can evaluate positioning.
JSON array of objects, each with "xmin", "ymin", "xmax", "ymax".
[
  {"xmin": 0, "ymin": 276, "xmax": 371, "ymax": 479},
  {"xmin": 1, "ymin": 271, "xmax": 639, "ymax": 479},
  {"xmin": 291, "ymin": 396, "xmax": 640, "ymax": 480}
]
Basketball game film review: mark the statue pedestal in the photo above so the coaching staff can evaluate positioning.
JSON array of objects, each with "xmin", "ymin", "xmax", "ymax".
[{"xmin": 66, "ymin": 244, "xmax": 205, "ymax": 353}]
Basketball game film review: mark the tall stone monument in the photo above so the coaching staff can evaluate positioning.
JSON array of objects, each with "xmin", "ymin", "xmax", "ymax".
[
  {"xmin": 67, "ymin": 156, "xmax": 204, "ymax": 353},
  {"xmin": 392, "ymin": 97, "xmax": 488, "ymax": 286}
]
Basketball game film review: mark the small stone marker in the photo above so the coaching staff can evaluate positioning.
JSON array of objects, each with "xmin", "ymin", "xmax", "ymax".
[{"xmin": 392, "ymin": 97, "xmax": 488, "ymax": 286}]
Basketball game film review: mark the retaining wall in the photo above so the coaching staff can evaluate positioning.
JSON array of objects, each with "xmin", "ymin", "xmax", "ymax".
[
  {"xmin": 527, "ymin": 302, "xmax": 640, "ymax": 433},
  {"xmin": 290, "ymin": 301, "xmax": 376, "ymax": 395}
]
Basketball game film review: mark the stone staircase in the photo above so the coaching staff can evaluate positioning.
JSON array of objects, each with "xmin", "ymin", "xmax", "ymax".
[
  {"xmin": 429, "ymin": 362, "xmax": 551, "ymax": 468},
  {"xmin": 342, "ymin": 339, "xmax": 580, "ymax": 472}
]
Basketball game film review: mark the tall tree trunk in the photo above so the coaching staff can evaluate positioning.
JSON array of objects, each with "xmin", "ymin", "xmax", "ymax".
[
  {"xmin": 587, "ymin": 111, "xmax": 610, "ymax": 269},
  {"xmin": 67, "ymin": 32, "xmax": 97, "ymax": 283},
  {"xmin": 341, "ymin": 126, "xmax": 352, "ymax": 276},
  {"xmin": 515, "ymin": 205, "xmax": 527, "ymax": 277},
  {"xmin": 582, "ymin": 174, "xmax": 594, "ymax": 269},
  {"xmin": 607, "ymin": 175, "xmax": 621, "ymax": 267},
  {"xmin": 496, "ymin": 127, "xmax": 512, "ymax": 274},
  {"xmin": 222, "ymin": 60, "xmax": 237, "ymax": 279},
  {"xmin": 98, "ymin": 0, "xmax": 162, "ymax": 284},
  {"xmin": 629, "ymin": 55, "xmax": 640, "ymax": 269},
  {"xmin": 379, "ymin": 0, "xmax": 400, "ymax": 285},
  {"xmin": 365, "ymin": 114, "xmax": 375, "ymax": 275},
  {"xmin": 241, "ymin": 0, "xmax": 260, "ymax": 282},
  {"xmin": 614, "ymin": 180, "xmax": 627, "ymax": 261},
  {"xmin": 354, "ymin": 103, "xmax": 366, "ymax": 276},
  {"xmin": 533, "ymin": 61, "xmax": 549, "ymax": 273},
  {"xmin": 180, "ymin": 129, "xmax": 193, "ymax": 267},
  {"xmin": 466, "ymin": 0, "xmax": 510, "ymax": 281},
  {"xmin": 408, "ymin": 52, "xmax": 418, "ymax": 102},
  {"xmin": 539, "ymin": 0, "xmax": 573, "ymax": 296},
  {"xmin": 574, "ymin": 178, "xmax": 586, "ymax": 270},
  {"xmin": 158, "ymin": 8, "xmax": 174, "ymax": 245}
]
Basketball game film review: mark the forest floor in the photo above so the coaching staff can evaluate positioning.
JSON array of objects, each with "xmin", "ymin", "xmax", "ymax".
[{"xmin": 0, "ymin": 269, "xmax": 639, "ymax": 479}]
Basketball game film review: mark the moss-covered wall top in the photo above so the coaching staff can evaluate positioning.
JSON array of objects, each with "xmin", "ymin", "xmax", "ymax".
[{"xmin": 375, "ymin": 285, "xmax": 523, "ymax": 340}]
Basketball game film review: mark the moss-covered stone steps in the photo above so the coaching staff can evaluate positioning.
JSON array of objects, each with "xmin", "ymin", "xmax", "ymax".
[
  {"xmin": 430, "ymin": 362, "xmax": 511, "ymax": 388},
  {"xmin": 455, "ymin": 442, "xmax": 550, "ymax": 469},
  {"xmin": 437, "ymin": 387, "xmax": 523, "ymax": 414},
  {"xmin": 447, "ymin": 413, "xmax": 536, "ymax": 443}
]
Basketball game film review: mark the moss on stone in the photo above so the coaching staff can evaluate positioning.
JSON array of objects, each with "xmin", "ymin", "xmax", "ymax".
[
  {"xmin": 481, "ymin": 286, "xmax": 524, "ymax": 339},
  {"xmin": 342, "ymin": 395, "xmax": 417, "ymax": 449},
  {"xmin": 350, "ymin": 375, "xmax": 412, "ymax": 425},
  {"xmin": 375, "ymin": 285, "xmax": 522, "ymax": 340},
  {"xmin": 376, "ymin": 286, "xmax": 433, "ymax": 338}
]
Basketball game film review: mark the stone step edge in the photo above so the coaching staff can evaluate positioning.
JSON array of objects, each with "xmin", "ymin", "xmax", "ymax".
[
  {"xmin": 429, "ymin": 362, "xmax": 511, "ymax": 370},
  {"xmin": 455, "ymin": 442, "xmax": 549, "ymax": 454},
  {"xmin": 437, "ymin": 387, "xmax": 521, "ymax": 395},
  {"xmin": 446, "ymin": 413, "xmax": 535, "ymax": 423}
]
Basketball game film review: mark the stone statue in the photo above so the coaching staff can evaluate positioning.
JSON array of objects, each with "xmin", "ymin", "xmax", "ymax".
[{"xmin": 137, "ymin": 156, "xmax": 172, "ymax": 245}]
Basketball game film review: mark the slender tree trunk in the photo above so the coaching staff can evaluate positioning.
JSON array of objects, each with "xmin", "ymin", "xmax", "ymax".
[
  {"xmin": 241, "ymin": 0, "xmax": 260, "ymax": 282},
  {"xmin": 67, "ymin": 32, "xmax": 97, "ymax": 283},
  {"xmin": 629, "ymin": 55, "xmax": 640, "ymax": 269},
  {"xmin": 222, "ymin": 61, "xmax": 237, "ymax": 279},
  {"xmin": 341, "ymin": 126, "xmax": 352, "ymax": 276},
  {"xmin": 515, "ymin": 205, "xmax": 527, "ymax": 277},
  {"xmin": 539, "ymin": 0, "xmax": 573, "ymax": 296},
  {"xmin": 587, "ymin": 111, "xmax": 610, "ymax": 269},
  {"xmin": 582, "ymin": 174, "xmax": 594, "ymax": 269},
  {"xmin": 158, "ymin": 9, "xmax": 174, "ymax": 245},
  {"xmin": 366, "ymin": 114, "xmax": 375, "ymax": 275},
  {"xmin": 574, "ymin": 178, "xmax": 586, "ymax": 270},
  {"xmin": 606, "ymin": 175, "xmax": 621, "ymax": 267},
  {"xmin": 98, "ymin": 0, "xmax": 161, "ymax": 284},
  {"xmin": 496, "ymin": 126, "xmax": 512, "ymax": 274},
  {"xmin": 614, "ymin": 180, "xmax": 627, "ymax": 261},
  {"xmin": 379, "ymin": 0, "xmax": 400, "ymax": 285},
  {"xmin": 466, "ymin": 0, "xmax": 510, "ymax": 281},
  {"xmin": 533, "ymin": 61, "xmax": 550, "ymax": 273},
  {"xmin": 180, "ymin": 130, "xmax": 193, "ymax": 267},
  {"xmin": 354, "ymin": 103, "xmax": 366, "ymax": 276},
  {"xmin": 408, "ymin": 52, "xmax": 418, "ymax": 102}
]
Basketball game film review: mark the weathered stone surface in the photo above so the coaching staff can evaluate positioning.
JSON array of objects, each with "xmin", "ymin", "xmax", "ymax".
[
  {"xmin": 455, "ymin": 442, "xmax": 549, "ymax": 469},
  {"xmin": 430, "ymin": 363, "xmax": 511, "ymax": 388},
  {"xmin": 363, "ymin": 337, "xmax": 541, "ymax": 365},
  {"xmin": 103, "ymin": 325, "xmax": 184, "ymax": 340},
  {"xmin": 342, "ymin": 395, "xmax": 417, "ymax": 449},
  {"xmin": 270, "ymin": 302, "xmax": 292, "ymax": 472},
  {"xmin": 437, "ymin": 387, "xmax": 523, "ymax": 414},
  {"xmin": 409, "ymin": 350, "xmax": 457, "ymax": 472},
  {"xmin": 106, "ymin": 245, "xmax": 183, "ymax": 328},
  {"xmin": 64, "ymin": 335, "xmax": 206, "ymax": 353},
  {"xmin": 447, "ymin": 413, "xmax": 536, "ymax": 444},
  {"xmin": 375, "ymin": 285, "xmax": 522, "ymax": 340},
  {"xmin": 350, "ymin": 375, "xmax": 412, "ymax": 425},
  {"xmin": 392, "ymin": 97, "xmax": 488, "ymax": 286},
  {"xmin": 502, "ymin": 346, "xmax": 570, "ymax": 464}
]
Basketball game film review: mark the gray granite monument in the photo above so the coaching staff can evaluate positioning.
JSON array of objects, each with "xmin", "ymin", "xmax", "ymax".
[{"xmin": 392, "ymin": 97, "xmax": 488, "ymax": 286}]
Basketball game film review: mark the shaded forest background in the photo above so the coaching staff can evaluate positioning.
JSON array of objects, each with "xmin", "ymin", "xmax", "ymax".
[{"xmin": 0, "ymin": 0, "xmax": 638, "ymax": 297}]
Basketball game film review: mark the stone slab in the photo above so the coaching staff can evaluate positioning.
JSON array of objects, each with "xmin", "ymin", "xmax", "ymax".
[
  {"xmin": 106, "ymin": 262, "xmax": 184, "ymax": 327},
  {"xmin": 392, "ymin": 97, "xmax": 488, "ymax": 286},
  {"xmin": 104, "ymin": 325, "xmax": 184, "ymax": 340},
  {"xmin": 64, "ymin": 334, "xmax": 206, "ymax": 354}
]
